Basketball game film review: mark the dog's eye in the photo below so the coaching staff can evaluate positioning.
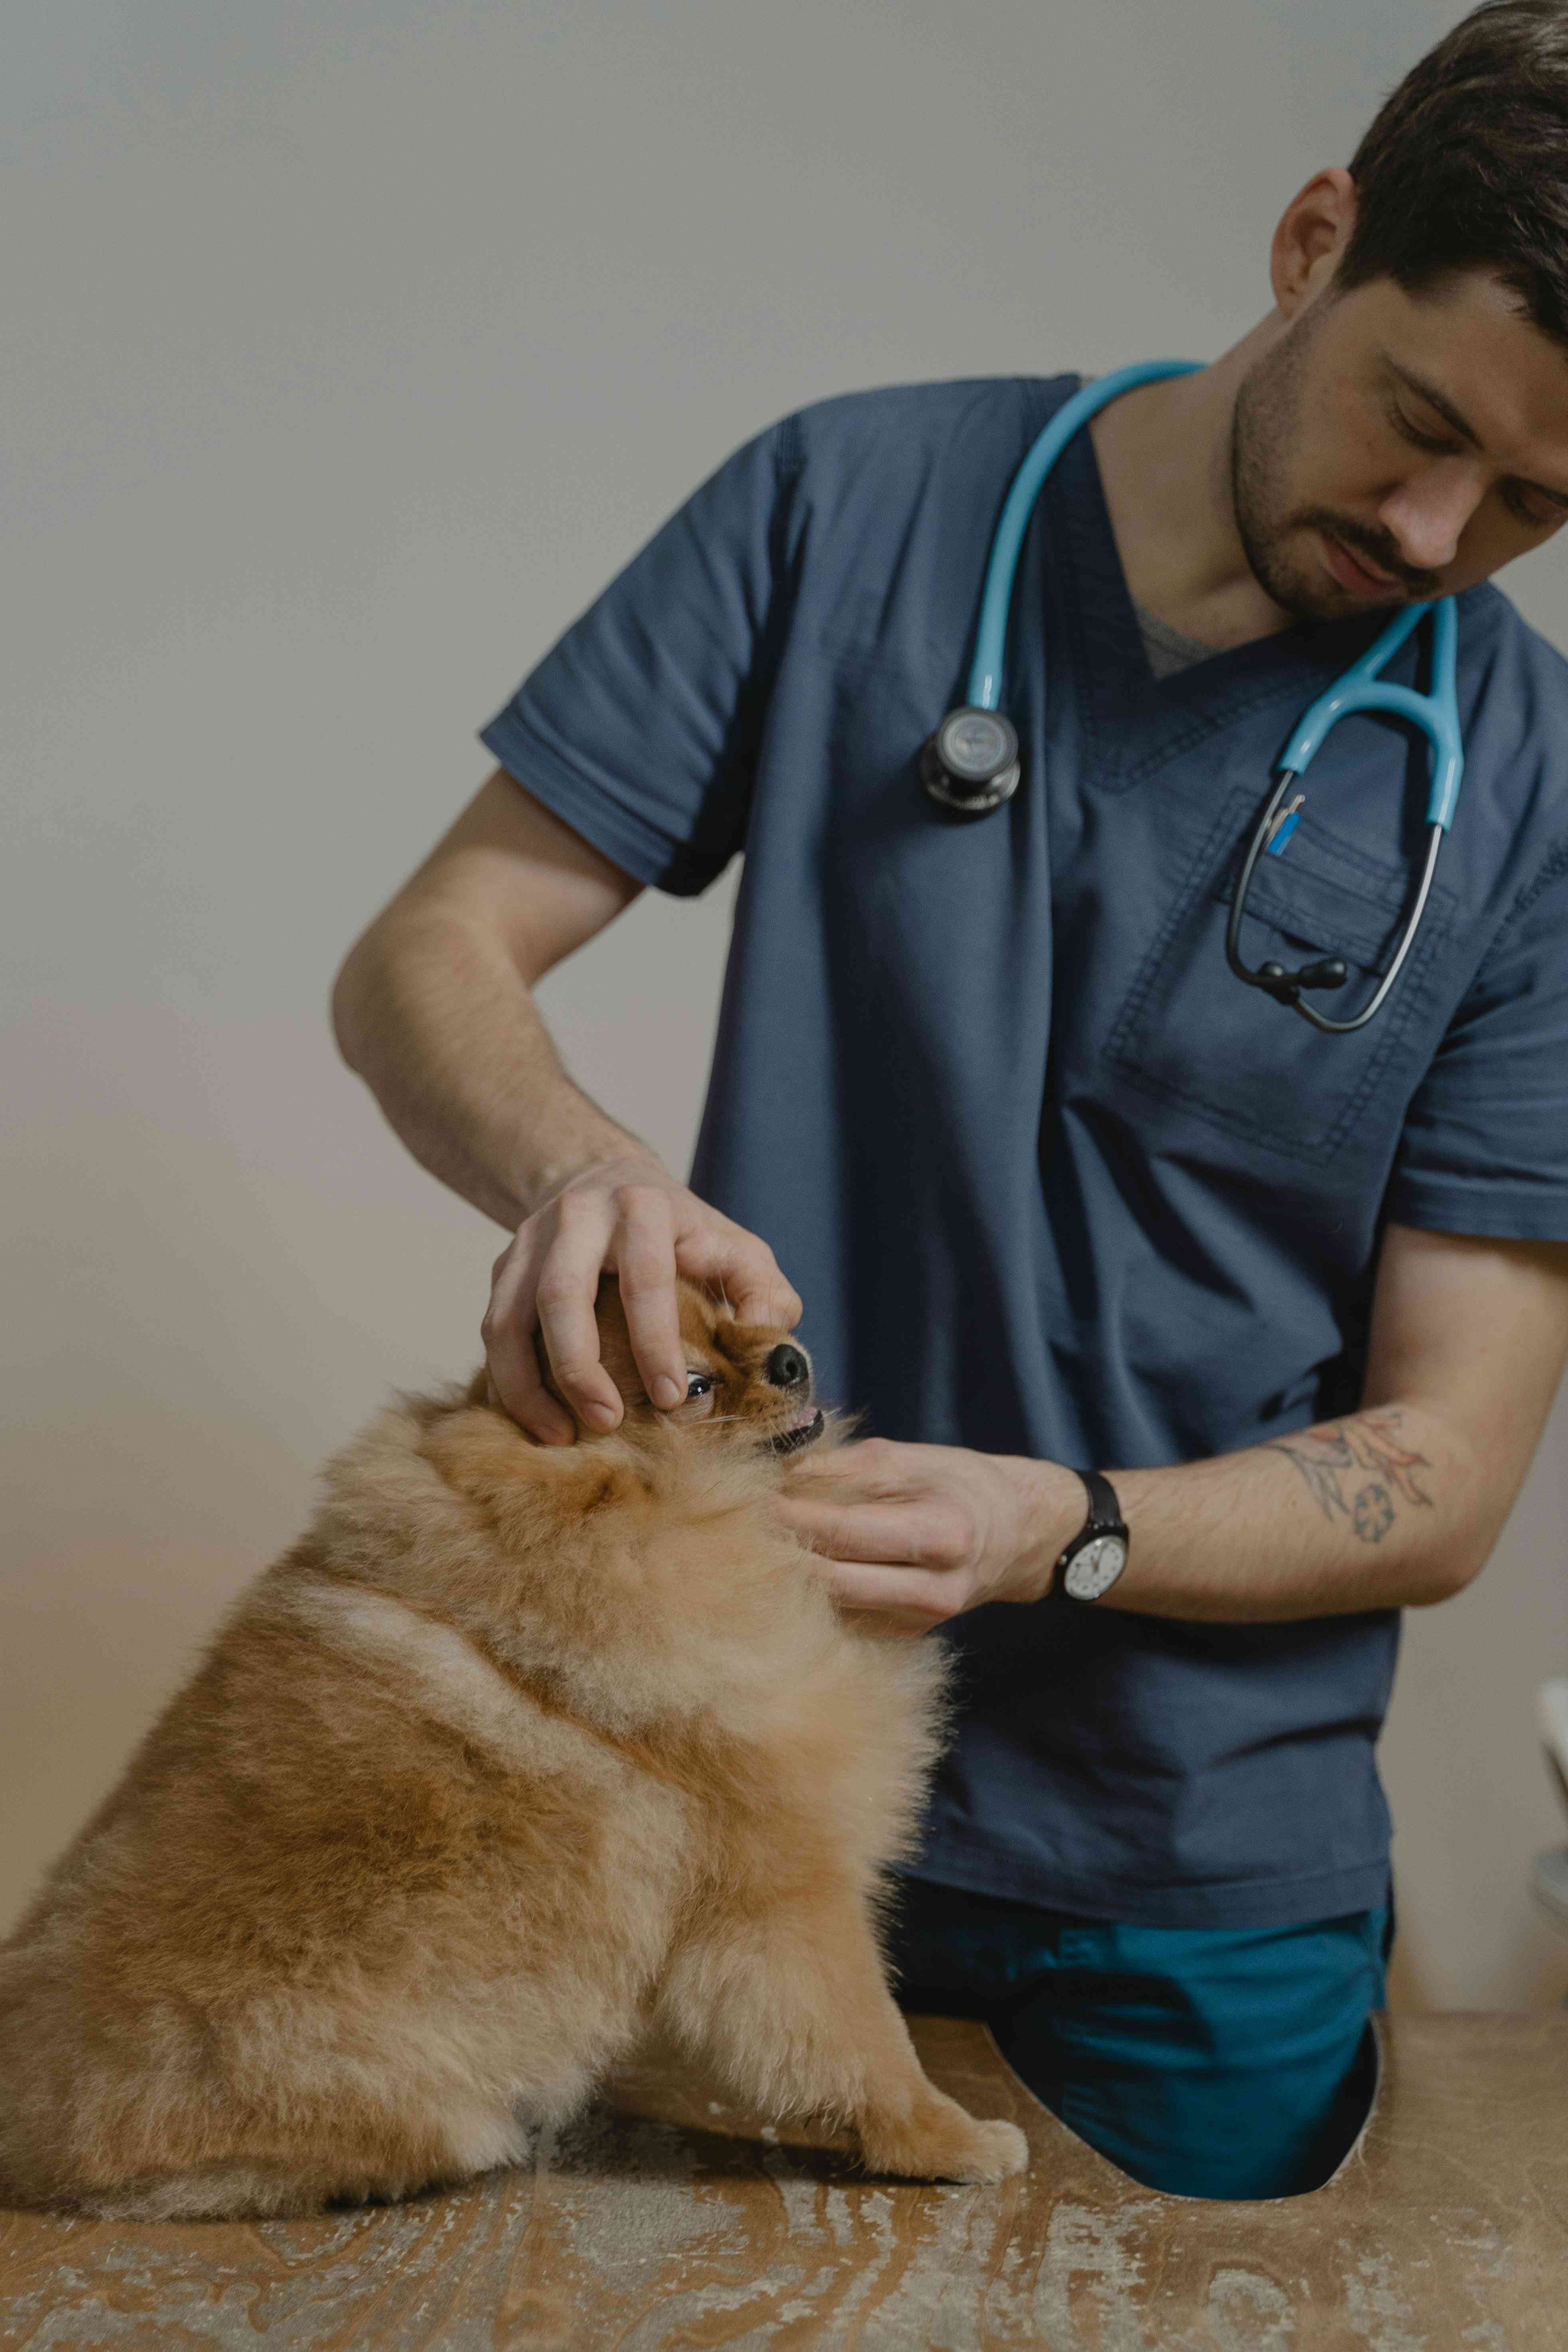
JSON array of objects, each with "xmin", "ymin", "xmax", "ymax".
[{"xmin": 685, "ymin": 1373, "xmax": 715, "ymax": 1399}]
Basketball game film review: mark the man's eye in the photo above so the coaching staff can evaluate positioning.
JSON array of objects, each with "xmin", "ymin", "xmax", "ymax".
[
  {"xmin": 1503, "ymin": 484, "xmax": 1557, "ymax": 529},
  {"xmin": 1391, "ymin": 403, "xmax": 1452, "ymax": 455},
  {"xmin": 686, "ymin": 1373, "xmax": 714, "ymax": 1399},
  {"xmin": 1388, "ymin": 400, "xmax": 1557, "ymax": 528}
]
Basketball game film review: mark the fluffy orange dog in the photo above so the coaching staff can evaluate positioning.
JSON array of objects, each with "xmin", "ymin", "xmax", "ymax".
[{"xmin": 0, "ymin": 1280, "xmax": 1027, "ymax": 2218}]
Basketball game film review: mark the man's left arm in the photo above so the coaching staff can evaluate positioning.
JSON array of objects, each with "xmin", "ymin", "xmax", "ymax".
[{"xmin": 777, "ymin": 1223, "xmax": 1568, "ymax": 1630}]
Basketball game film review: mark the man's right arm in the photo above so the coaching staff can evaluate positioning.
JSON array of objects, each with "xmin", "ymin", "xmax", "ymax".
[{"xmin": 329, "ymin": 768, "xmax": 800, "ymax": 1443}]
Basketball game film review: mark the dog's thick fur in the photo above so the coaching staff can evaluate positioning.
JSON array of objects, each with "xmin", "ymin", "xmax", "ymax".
[{"xmin": 0, "ymin": 1281, "xmax": 1027, "ymax": 2217}]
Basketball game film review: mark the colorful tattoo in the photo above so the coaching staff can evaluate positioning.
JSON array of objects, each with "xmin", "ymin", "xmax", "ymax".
[{"xmin": 1265, "ymin": 1408, "xmax": 1432, "ymax": 1544}]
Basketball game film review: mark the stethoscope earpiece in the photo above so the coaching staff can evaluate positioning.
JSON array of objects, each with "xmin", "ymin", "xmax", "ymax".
[
  {"xmin": 920, "ymin": 706, "xmax": 1021, "ymax": 814},
  {"xmin": 1253, "ymin": 956, "xmax": 1349, "ymax": 1005}
]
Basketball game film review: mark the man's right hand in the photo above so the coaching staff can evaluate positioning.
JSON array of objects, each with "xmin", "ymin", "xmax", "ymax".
[{"xmin": 482, "ymin": 1152, "xmax": 803, "ymax": 1444}]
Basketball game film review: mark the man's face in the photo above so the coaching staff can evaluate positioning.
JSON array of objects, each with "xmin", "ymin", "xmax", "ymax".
[{"xmin": 1231, "ymin": 269, "xmax": 1568, "ymax": 624}]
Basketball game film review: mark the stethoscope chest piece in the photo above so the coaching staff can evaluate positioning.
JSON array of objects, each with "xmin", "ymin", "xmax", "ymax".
[{"xmin": 920, "ymin": 705, "xmax": 1022, "ymax": 814}]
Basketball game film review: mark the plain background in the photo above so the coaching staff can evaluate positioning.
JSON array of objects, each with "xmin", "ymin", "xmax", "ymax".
[{"xmin": 6, "ymin": 0, "xmax": 1568, "ymax": 2004}]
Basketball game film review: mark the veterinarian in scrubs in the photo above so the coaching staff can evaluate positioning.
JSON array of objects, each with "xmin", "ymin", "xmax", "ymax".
[{"xmin": 333, "ymin": 3, "xmax": 1568, "ymax": 2198}]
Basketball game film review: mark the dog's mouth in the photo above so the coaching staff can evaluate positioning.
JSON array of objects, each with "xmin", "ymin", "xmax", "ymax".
[{"xmin": 766, "ymin": 1406, "xmax": 825, "ymax": 1457}]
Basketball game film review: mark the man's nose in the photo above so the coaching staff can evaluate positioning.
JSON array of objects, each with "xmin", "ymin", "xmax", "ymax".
[
  {"xmin": 764, "ymin": 1343, "xmax": 811, "ymax": 1391},
  {"xmin": 1379, "ymin": 459, "xmax": 1485, "ymax": 575}
]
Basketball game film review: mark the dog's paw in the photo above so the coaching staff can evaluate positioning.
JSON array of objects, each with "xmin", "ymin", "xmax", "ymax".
[
  {"xmin": 935, "ymin": 2116, "xmax": 1029, "ymax": 2183},
  {"xmin": 860, "ymin": 2092, "xmax": 1029, "ymax": 2184}
]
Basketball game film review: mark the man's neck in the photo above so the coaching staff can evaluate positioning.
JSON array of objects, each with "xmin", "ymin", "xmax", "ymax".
[{"xmin": 1086, "ymin": 320, "xmax": 1294, "ymax": 654}]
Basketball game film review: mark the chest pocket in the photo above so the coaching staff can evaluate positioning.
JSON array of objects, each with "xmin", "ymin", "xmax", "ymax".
[{"xmin": 1102, "ymin": 782, "xmax": 1455, "ymax": 1162}]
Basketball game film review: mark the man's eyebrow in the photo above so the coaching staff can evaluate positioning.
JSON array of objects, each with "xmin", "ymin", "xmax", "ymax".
[{"xmin": 1388, "ymin": 357, "xmax": 1568, "ymax": 509}]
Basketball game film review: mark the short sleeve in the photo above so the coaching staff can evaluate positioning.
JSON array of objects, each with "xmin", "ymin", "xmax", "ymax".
[
  {"xmin": 479, "ymin": 419, "xmax": 796, "ymax": 896},
  {"xmin": 1388, "ymin": 839, "xmax": 1568, "ymax": 1240}
]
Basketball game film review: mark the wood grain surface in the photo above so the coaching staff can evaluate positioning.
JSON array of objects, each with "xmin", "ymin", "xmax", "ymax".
[{"xmin": 2, "ymin": 2011, "xmax": 1563, "ymax": 2350}]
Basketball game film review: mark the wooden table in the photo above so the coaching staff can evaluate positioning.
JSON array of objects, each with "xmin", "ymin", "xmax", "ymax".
[{"xmin": 2, "ymin": 2013, "xmax": 1564, "ymax": 2349}]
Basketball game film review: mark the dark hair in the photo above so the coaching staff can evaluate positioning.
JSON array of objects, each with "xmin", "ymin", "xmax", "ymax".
[{"xmin": 1339, "ymin": 0, "xmax": 1568, "ymax": 344}]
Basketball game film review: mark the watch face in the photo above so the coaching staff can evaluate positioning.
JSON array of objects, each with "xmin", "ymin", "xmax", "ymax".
[{"xmin": 1064, "ymin": 1534, "xmax": 1127, "ymax": 1602}]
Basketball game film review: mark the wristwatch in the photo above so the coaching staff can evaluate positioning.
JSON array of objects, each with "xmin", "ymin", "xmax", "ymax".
[{"xmin": 1053, "ymin": 1469, "xmax": 1130, "ymax": 1601}]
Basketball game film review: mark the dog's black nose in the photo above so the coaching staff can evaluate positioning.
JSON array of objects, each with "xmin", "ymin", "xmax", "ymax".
[{"xmin": 764, "ymin": 1343, "xmax": 810, "ymax": 1391}]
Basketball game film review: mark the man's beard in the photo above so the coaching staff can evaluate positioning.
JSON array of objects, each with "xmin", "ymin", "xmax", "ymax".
[{"xmin": 1229, "ymin": 302, "xmax": 1436, "ymax": 624}]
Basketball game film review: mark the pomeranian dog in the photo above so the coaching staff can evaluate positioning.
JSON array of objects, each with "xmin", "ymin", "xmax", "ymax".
[{"xmin": 0, "ymin": 1279, "xmax": 1027, "ymax": 2219}]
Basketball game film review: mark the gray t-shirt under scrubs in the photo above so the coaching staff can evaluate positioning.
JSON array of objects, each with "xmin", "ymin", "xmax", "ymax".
[{"xmin": 482, "ymin": 374, "xmax": 1568, "ymax": 1929}]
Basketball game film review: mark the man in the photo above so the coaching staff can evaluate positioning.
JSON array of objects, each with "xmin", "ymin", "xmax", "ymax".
[{"xmin": 332, "ymin": 2, "xmax": 1568, "ymax": 2198}]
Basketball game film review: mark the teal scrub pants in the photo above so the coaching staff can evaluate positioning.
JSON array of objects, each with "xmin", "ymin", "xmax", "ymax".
[{"xmin": 887, "ymin": 1876, "xmax": 1390, "ymax": 2200}]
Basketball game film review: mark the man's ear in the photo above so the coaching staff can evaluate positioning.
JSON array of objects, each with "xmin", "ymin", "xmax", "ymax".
[{"xmin": 1270, "ymin": 165, "xmax": 1358, "ymax": 319}]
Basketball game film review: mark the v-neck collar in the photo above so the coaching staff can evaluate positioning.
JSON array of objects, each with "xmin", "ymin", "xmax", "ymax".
[{"xmin": 1031, "ymin": 377, "xmax": 1396, "ymax": 796}]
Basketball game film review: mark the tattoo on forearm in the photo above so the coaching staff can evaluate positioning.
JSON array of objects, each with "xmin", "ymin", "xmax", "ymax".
[{"xmin": 1264, "ymin": 1407, "xmax": 1433, "ymax": 1544}]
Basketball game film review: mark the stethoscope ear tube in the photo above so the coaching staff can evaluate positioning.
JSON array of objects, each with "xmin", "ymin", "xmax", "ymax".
[
  {"xmin": 1227, "ymin": 782, "xmax": 1446, "ymax": 1034},
  {"xmin": 1279, "ymin": 597, "xmax": 1462, "ymax": 833},
  {"xmin": 1227, "ymin": 594, "xmax": 1459, "ymax": 1031}
]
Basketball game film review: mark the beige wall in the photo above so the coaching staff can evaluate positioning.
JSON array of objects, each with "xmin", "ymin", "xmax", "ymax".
[{"xmin": 6, "ymin": 0, "xmax": 1567, "ymax": 2003}]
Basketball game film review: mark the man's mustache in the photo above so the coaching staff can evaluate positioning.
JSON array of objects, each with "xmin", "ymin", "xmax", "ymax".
[{"xmin": 1293, "ymin": 508, "xmax": 1442, "ymax": 598}]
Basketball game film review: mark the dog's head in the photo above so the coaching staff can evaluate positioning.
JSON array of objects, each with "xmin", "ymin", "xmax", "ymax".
[{"xmin": 541, "ymin": 1276, "xmax": 824, "ymax": 1457}]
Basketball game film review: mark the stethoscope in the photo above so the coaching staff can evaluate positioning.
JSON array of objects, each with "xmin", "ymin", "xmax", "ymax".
[{"xmin": 919, "ymin": 360, "xmax": 1464, "ymax": 1034}]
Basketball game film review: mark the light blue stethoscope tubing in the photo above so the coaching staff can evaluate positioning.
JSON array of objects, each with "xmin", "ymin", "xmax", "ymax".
[
  {"xmin": 1278, "ymin": 590, "xmax": 1461, "ymax": 830},
  {"xmin": 966, "ymin": 359, "xmax": 1205, "ymax": 711},
  {"xmin": 955, "ymin": 358, "xmax": 1464, "ymax": 1033}
]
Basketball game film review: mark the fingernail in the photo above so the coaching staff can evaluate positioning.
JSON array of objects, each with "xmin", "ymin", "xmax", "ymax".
[
  {"xmin": 653, "ymin": 1376, "xmax": 682, "ymax": 1409},
  {"xmin": 586, "ymin": 1402, "xmax": 618, "ymax": 1429}
]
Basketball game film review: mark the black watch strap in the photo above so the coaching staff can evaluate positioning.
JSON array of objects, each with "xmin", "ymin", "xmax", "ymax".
[
  {"xmin": 1054, "ymin": 1468, "xmax": 1130, "ymax": 1601},
  {"xmin": 1075, "ymin": 1469, "xmax": 1121, "ymax": 1530}
]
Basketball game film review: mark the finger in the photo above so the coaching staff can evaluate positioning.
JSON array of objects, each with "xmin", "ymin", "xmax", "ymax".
[
  {"xmin": 781, "ymin": 1438, "xmax": 920, "ymax": 1499},
  {"xmin": 483, "ymin": 1238, "xmax": 575, "ymax": 1445},
  {"xmin": 533, "ymin": 1197, "xmax": 627, "ymax": 1430},
  {"xmin": 820, "ymin": 1558, "xmax": 960, "ymax": 1629},
  {"xmin": 488, "ymin": 1325, "xmax": 574, "ymax": 1445},
  {"xmin": 673, "ymin": 1217, "xmax": 802, "ymax": 1330},
  {"xmin": 724, "ymin": 1249, "xmax": 804, "ymax": 1329},
  {"xmin": 608, "ymin": 1189, "xmax": 688, "ymax": 1410},
  {"xmin": 836, "ymin": 1607, "xmax": 928, "ymax": 1641},
  {"xmin": 488, "ymin": 1348, "xmax": 573, "ymax": 1445},
  {"xmin": 777, "ymin": 1495, "xmax": 962, "ymax": 1568},
  {"xmin": 777, "ymin": 1496, "xmax": 919, "ymax": 1560}
]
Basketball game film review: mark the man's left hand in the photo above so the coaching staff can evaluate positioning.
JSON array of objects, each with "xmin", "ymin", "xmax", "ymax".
[{"xmin": 776, "ymin": 1437, "xmax": 1082, "ymax": 1634}]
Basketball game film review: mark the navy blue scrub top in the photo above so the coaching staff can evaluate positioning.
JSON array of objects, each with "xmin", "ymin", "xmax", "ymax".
[{"xmin": 482, "ymin": 374, "xmax": 1568, "ymax": 1928}]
